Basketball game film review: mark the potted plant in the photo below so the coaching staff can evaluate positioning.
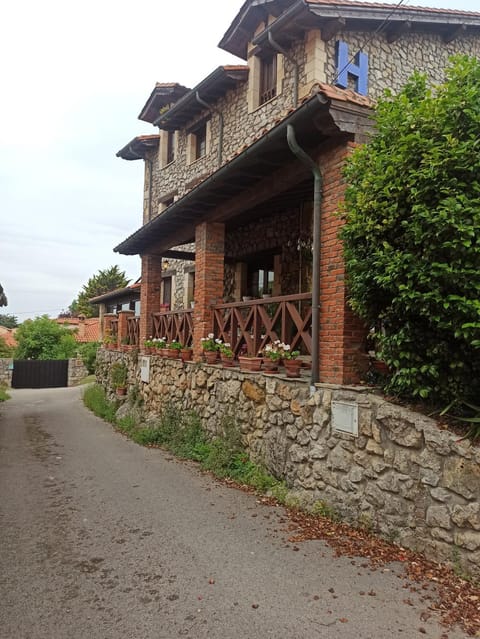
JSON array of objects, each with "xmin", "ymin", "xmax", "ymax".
[
  {"xmin": 152, "ymin": 337, "xmax": 168, "ymax": 356},
  {"xmin": 143, "ymin": 338, "xmax": 155, "ymax": 354},
  {"xmin": 167, "ymin": 340, "xmax": 182, "ymax": 358},
  {"xmin": 218, "ymin": 341, "xmax": 235, "ymax": 367},
  {"xmin": 110, "ymin": 361, "xmax": 128, "ymax": 396},
  {"xmin": 201, "ymin": 333, "xmax": 219, "ymax": 364},
  {"xmin": 282, "ymin": 346, "xmax": 301, "ymax": 378},
  {"xmin": 260, "ymin": 340, "xmax": 285, "ymax": 373},
  {"xmin": 103, "ymin": 333, "xmax": 116, "ymax": 350}
]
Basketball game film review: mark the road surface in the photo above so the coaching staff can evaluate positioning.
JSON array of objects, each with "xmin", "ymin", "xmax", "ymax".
[{"xmin": 0, "ymin": 387, "xmax": 465, "ymax": 638}]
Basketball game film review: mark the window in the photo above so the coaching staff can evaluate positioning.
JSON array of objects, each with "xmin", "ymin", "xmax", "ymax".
[
  {"xmin": 259, "ymin": 53, "xmax": 277, "ymax": 105},
  {"xmin": 247, "ymin": 255, "xmax": 275, "ymax": 297},
  {"xmin": 194, "ymin": 123, "xmax": 207, "ymax": 159},
  {"xmin": 187, "ymin": 120, "xmax": 209, "ymax": 164},
  {"xmin": 166, "ymin": 131, "xmax": 175, "ymax": 165},
  {"xmin": 162, "ymin": 276, "xmax": 172, "ymax": 308}
]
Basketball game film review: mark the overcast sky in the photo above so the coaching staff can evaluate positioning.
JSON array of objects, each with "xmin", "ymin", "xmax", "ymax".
[{"xmin": 1, "ymin": 0, "xmax": 478, "ymax": 321}]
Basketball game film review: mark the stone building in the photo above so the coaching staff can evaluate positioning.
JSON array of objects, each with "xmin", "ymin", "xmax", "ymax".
[{"xmin": 115, "ymin": 0, "xmax": 480, "ymax": 385}]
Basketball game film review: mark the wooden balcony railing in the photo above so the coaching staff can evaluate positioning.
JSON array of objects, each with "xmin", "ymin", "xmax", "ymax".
[
  {"xmin": 127, "ymin": 316, "xmax": 140, "ymax": 346},
  {"xmin": 152, "ymin": 309, "xmax": 194, "ymax": 346},
  {"xmin": 110, "ymin": 318, "xmax": 119, "ymax": 340},
  {"xmin": 213, "ymin": 293, "xmax": 312, "ymax": 358}
]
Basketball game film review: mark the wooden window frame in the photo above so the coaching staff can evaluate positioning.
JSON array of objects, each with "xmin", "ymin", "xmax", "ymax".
[{"xmin": 259, "ymin": 53, "xmax": 277, "ymax": 105}]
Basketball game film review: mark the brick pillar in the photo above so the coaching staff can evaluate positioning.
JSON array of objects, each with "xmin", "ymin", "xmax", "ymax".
[
  {"xmin": 118, "ymin": 310, "xmax": 134, "ymax": 346},
  {"xmin": 140, "ymin": 254, "xmax": 163, "ymax": 343},
  {"xmin": 318, "ymin": 141, "xmax": 368, "ymax": 385},
  {"xmin": 103, "ymin": 313, "xmax": 117, "ymax": 346},
  {"xmin": 193, "ymin": 222, "xmax": 225, "ymax": 360}
]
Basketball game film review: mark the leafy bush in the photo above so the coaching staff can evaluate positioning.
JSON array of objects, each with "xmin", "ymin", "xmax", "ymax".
[
  {"xmin": 15, "ymin": 315, "xmax": 78, "ymax": 360},
  {"xmin": 341, "ymin": 56, "xmax": 480, "ymax": 405},
  {"xmin": 77, "ymin": 341, "xmax": 100, "ymax": 374},
  {"xmin": 0, "ymin": 385, "xmax": 10, "ymax": 402}
]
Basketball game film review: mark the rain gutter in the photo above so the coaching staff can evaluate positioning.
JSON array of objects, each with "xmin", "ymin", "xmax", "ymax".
[{"xmin": 287, "ymin": 123, "xmax": 322, "ymax": 389}]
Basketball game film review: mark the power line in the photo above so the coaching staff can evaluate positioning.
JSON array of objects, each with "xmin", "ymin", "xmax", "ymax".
[{"xmin": 332, "ymin": 0, "xmax": 411, "ymax": 87}]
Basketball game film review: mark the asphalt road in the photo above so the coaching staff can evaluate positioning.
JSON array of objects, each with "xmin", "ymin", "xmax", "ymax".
[{"xmin": 0, "ymin": 387, "xmax": 466, "ymax": 639}]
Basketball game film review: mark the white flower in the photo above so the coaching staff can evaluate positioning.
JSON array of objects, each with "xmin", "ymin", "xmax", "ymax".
[
  {"xmin": 201, "ymin": 337, "xmax": 206, "ymax": 342},
  {"xmin": 208, "ymin": 333, "xmax": 214, "ymax": 339},
  {"xmin": 224, "ymin": 342, "xmax": 231, "ymax": 348},
  {"xmin": 215, "ymin": 338, "xmax": 222, "ymax": 344},
  {"xmin": 283, "ymin": 344, "xmax": 291, "ymax": 351}
]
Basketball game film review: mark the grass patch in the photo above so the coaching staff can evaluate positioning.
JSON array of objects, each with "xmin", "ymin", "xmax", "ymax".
[
  {"xmin": 0, "ymin": 386, "xmax": 10, "ymax": 402},
  {"xmin": 83, "ymin": 384, "xmax": 286, "ymax": 498},
  {"xmin": 78, "ymin": 374, "xmax": 96, "ymax": 386}
]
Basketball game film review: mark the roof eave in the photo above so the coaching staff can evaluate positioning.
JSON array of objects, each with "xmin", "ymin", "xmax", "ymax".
[{"xmin": 153, "ymin": 66, "xmax": 249, "ymax": 130}]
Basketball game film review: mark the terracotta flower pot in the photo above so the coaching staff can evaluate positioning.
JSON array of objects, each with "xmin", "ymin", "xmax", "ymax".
[
  {"xmin": 262, "ymin": 358, "xmax": 279, "ymax": 374},
  {"xmin": 220, "ymin": 354, "xmax": 235, "ymax": 367},
  {"xmin": 238, "ymin": 356, "xmax": 262, "ymax": 372},
  {"xmin": 283, "ymin": 359, "xmax": 302, "ymax": 378},
  {"xmin": 167, "ymin": 349, "xmax": 179, "ymax": 359},
  {"xmin": 159, "ymin": 348, "xmax": 170, "ymax": 357},
  {"xmin": 204, "ymin": 350, "xmax": 219, "ymax": 364},
  {"xmin": 180, "ymin": 349, "xmax": 193, "ymax": 362},
  {"xmin": 116, "ymin": 386, "xmax": 127, "ymax": 397}
]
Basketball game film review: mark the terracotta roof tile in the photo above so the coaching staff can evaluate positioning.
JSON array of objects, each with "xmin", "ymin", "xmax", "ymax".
[
  {"xmin": 307, "ymin": 0, "xmax": 480, "ymax": 17},
  {"xmin": 314, "ymin": 82, "xmax": 376, "ymax": 107}
]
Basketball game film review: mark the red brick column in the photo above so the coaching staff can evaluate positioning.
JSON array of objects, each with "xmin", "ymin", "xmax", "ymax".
[
  {"xmin": 140, "ymin": 254, "xmax": 163, "ymax": 343},
  {"xmin": 193, "ymin": 222, "xmax": 225, "ymax": 360},
  {"xmin": 318, "ymin": 141, "xmax": 368, "ymax": 385},
  {"xmin": 118, "ymin": 310, "xmax": 134, "ymax": 347}
]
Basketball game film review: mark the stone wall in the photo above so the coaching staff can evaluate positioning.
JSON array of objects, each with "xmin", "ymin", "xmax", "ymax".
[
  {"xmin": 68, "ymin": 358, "xmax": 88, "ymax": 387},
  {"xmin": 325, "ymin": 31, "xmax": 480, "ymax": 101},
  {"xmin": 97, "ymin": 350, "xmax": 480, "ymax": 579},
  {"xmin": 0, "ymin": 358, "xmax": 13, "ymax": 387}
]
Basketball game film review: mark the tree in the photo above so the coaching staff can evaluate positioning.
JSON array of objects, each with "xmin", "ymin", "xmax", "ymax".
[
  {"xmin": 0, "ymin": 314, "xmax": 19, "ymax": 329},
  {"xmin": 341, "ymin": 56, "xmax": 480, "ymax": 405},
  {"xmin": 0, "ymin": 284, "xmax": 7, "ymax": 307},
  {"xmin": 15, "ymin": 316, "xmax": 78, "ymax": 360},
  {"xmin": 70, "ymin": 266, "xmax": 129, "ymax": 318},
  {"xmin": 0, "ymin": 335, "xmax": 13, "ymax": 357}
]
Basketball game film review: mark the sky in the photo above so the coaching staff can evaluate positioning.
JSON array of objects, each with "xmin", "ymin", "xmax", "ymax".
[{"xmin": 1, "ymin": 0, "xmax": 479, "ymax": 321}]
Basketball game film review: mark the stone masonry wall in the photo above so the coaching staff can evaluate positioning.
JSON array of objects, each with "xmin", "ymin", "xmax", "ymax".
[
  {"xmin": 325, "ymin": 31, "xmax": 480, "ymax": 101},
  {"xmin": 0, "ymin": 358, "xmax": 13, "ymax": 387},
  {"xmin": 97, "ymin": 350, "xmax": 480, "ymax": 579},
  {"xmin": 145, "ymin": 29, "xmax": 478, "ymax": 217}
]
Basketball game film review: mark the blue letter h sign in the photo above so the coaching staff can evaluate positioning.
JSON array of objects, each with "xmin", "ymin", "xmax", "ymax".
[{"xmin": 335, "ymin": 41, "xmax": 369, "ymax": 96}]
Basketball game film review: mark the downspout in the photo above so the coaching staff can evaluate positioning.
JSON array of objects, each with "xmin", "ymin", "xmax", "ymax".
[
  {"xmin": 287, "ymin": 124, "xmax": 322, "ymax": 390},
  {"xmin": 195, "ymin": 92, "xmax": 224, "ymax": 168},
  {"xmin": 268, "ymin": 32, "xmax": 299, "ymax": 107}
]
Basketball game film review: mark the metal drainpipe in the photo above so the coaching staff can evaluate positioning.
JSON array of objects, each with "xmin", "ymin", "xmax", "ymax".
[
  {"xmin": 195, "ymin": 92, "xmax": 224, "ymax": 168},
  {"xmin": 268, "ymin": 32, "xmax": 298, "ymax": 108},
  {"xmin": 287, "ymin": 124, "xmax": 322, "ymax": 390}
]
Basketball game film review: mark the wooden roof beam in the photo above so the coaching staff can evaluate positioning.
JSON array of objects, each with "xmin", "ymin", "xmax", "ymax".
[
  {"xmin": 321, "ymin": 17, "xmax": 346, "ymax": 42},
  {"xmin": 444, "ymin": 23, "xmax": 467, "ymax": 43},
  {"xmin": 386, "ymin": 20, "xmax": 412, "ymax": 43}
]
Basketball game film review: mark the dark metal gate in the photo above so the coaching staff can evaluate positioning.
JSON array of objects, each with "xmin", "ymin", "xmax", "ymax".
[{"xmin": 12, "ymin": 360, "xmax": 69, "ymax": 389}]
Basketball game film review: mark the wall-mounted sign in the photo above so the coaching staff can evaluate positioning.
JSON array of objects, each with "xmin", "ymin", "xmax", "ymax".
[
  {"xmin": 335, "ymin": 41, "xmax": 369, "ymax": 96},
  {"xmin": 332, "ymin": 400, "xmax": 359, "ymax": 436},
  {"xmin": 139, "ymin": 356, "xmax": 150, "ymax": 383}
]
